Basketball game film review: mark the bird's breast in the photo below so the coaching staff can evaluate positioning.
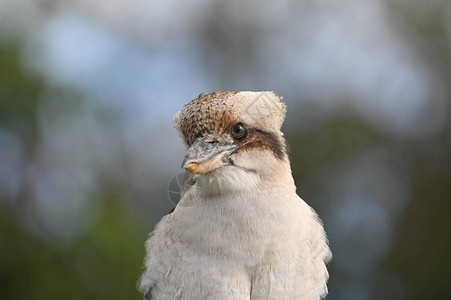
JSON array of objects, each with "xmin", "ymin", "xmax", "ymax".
[{"xmin": 170, "ymin": 187, "xmax": 314, "ymax": 264}]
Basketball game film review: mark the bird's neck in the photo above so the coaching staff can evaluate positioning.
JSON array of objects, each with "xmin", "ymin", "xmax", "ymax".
[{"xmin": 193, "ymin": 162, "xmax": 296, "ymax": 198}]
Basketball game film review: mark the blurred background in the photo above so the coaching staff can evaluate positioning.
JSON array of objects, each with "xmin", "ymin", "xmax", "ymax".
[{"xmin": 1, "ymin": 0, "xmax": 450, "ymax": 299}]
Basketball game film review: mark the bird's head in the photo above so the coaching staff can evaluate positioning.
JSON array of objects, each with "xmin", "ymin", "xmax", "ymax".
[{"xmin": 174, "ymin": 91, "xmax": 294, "ymax": 194}]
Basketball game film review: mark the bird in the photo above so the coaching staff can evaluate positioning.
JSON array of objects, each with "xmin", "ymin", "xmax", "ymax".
[{"xmin": 139, "ymin": 91, "xmax": 331, "ymax": 300}]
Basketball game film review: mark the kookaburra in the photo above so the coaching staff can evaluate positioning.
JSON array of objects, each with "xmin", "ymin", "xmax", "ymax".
[{"xmin": 140, "ymin": 91, "xmax": 331, "ymax": 299}]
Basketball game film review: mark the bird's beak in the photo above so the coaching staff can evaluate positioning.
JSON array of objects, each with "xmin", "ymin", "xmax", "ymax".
[{"xmin": 182, "ymin": 137, "xmax": 236, "ymax": 174}]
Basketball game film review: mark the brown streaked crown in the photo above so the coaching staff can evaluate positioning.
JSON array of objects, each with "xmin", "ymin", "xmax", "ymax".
[
  {"xmin": 173, "ymin": 91, "xmax": 239, "ymax": 145},
  {"xmin": 173, "ymin": 91, "xmax": 288, "ymax": 159}
]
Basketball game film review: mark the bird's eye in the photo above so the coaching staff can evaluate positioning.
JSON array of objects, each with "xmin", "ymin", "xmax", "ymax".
[{"xmin": 231, "ymin": 123, "xmax": 246, "ymax": 140}]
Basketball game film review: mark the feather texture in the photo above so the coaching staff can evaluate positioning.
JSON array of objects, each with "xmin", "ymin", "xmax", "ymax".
[{"xmin": 140, "ymin": 92, "xmax": 331, "ymax": 299}]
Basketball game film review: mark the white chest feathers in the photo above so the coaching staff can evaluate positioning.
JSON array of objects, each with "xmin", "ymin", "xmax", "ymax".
[{"xmin": 140, "ymin": 168, "xmax": 331, "ymax": 300}]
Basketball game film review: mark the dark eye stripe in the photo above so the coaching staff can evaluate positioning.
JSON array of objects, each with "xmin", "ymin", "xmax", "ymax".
[{"xmin": 234, "ymin": 129, "xmax": 286, "ymax": 160}]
